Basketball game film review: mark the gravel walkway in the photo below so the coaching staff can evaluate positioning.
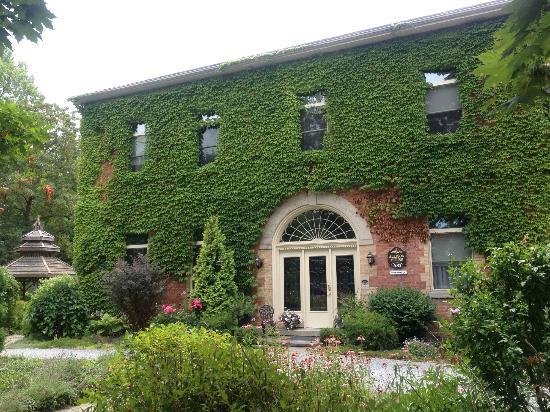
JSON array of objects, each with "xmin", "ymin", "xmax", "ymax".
[{"xmin": 1, "ymin": 348, "xmax": 114, "ymax": 359}]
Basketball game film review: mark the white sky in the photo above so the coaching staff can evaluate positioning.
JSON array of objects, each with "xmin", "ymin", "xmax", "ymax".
[{"xmin": 14, "ymin": 0, "xmax": 490, "ymax": 107}]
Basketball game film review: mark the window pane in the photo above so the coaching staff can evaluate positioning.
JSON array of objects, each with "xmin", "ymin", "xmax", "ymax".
[
  {"xmin": 199, "ymin": 127, "xmax": 218, "ymax": 165},
  {"xmin": 433, "ymin": 263, "xmax": 452, "ymax": 289},
  {"xmin": 131, "ymin": 156, "xmax": 144, "ymax": 171},
  {"xmin": 126, "ymin": 234, "xmax": 148, "ymax": 245},
  {"xmin": 424, "ymin": 72, "xmax": 455, "ymax": 87},
  {"xmin": 301, "ymin": 93, "xmax": 325, "ymax": 106},
  {"xmin": 336, "ymin": 255, "xmax": 355, "ymax": 305},
  {"xmin": 427, "ymin": 110, "xmax": 461, "ymax": 133},
  {"xmin": 426, "ymin": 84, "xmax": 461, "ymax": 114},
  {"xmin": 429, "ymin": 216, "xmax": 467, "ymax": 229},
  {"xmin": 309, "ymin": 256, "xmax": 327, "ymax": 311},
  {"xmin": 200, "ymin": 146, "xmax": 217, "ymax": 165},
  {"xmin": 431, "ymin": 233, "xmax": 470, "ymax": 262},
  {"xmin": 301, "ymin": 108, "xmax": 326, "ymax": 132},
  {"xmin": 134, "ymin": 123, "xmax": 146, "ymax": 136},
  {"xmin": 133, "ymin": 135, "xmax": 146, "ymax": 157},
  {"xmin": 302, "ymin": 130, "xmax": 324, "ymax": 150},
  {"xmin": 284, "ymin": 257, "xmax": 301, "ymax": 311}
]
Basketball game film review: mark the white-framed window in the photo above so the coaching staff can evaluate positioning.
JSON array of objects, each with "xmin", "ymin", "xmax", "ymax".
[
  {"xmin": 131, "ymin": 123, "xmax": 146, "ymax": 171},
  {"xmin": 429, "ymin": 218, "xmax": 471, "ymax": 290},
  {"xmin": 300, "ymin": 93, "xmax": 326, "ymax": 150},
  {"xmin": 199, "ymin": 114, "xmax": 220, "ymax": 166},
  {"xmin": 424, "ymin": 72, "xmax": 461, "ymax": 134},
  {"xmin": 126, "ymin": 234, "xmax": 148, "ymax": 261}
]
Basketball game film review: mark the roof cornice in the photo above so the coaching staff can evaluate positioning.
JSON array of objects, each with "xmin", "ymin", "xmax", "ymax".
[{"xmin": 71, "ymin": 0, "xmax": 511, "ymax": 105}]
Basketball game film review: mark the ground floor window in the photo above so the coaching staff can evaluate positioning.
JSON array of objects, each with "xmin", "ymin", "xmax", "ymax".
[
  {"xmin": 126, "ymin": 234, "xmax": 148, "ymax": 262},
  {"xmin": 431, "ymin": 231, "xmax": 471, "ymax": 289}
]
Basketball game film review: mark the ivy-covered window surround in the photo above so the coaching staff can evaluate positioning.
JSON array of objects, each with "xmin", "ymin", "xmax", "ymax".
[
  {"xmin": 131, "ymin": 124, "xmax": 146, "ymax": 171},
  {"xmin": 425, "ymin": 72, "xmax": 461, "ymax": 133},
  {"xmin": 199, "ymin": 114, "xmax": 220, "ymax": 165},
  {"xmin": 126, "ymin": 234, "xmax": 148, "ymax": 261},
  {"xmin": 300, "ymin": 93, "xmax": 326, "ymax": 151},
  {"xmin": 429, "ymin": 217, "xmax": 472, "ymax": 292}
]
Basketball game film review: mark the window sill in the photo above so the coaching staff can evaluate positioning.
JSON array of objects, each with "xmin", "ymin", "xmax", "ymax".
[{"xmin": 429, "ymin": 290, "xmax": 451, "ymax": 299}]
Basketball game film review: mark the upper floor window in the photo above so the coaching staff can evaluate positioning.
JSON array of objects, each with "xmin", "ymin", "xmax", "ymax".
[
  {"xmin": 126, "ymin": 233, "xmax": 148, "ymax": 262},
  {"xmin": 300, "ymin": 93, "xmax": 326, "ymax": 151},
  {"xmin": 131, "ymin": 123, "xmax": 146, "ymax": 171},
  {"xmin": 424, "ymin": 72, "xmax": 461, "ymax": 134},
  {"xmin": 199, "ymin": 114, "xmax": 219, "ymax": 166},
  {"xmin": 430, "ymin": 218, "xmax": 471, "ymax": 289}
]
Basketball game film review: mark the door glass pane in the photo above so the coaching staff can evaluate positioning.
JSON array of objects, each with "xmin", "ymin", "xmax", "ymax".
[
  {"xmin": 309, "ymin": 256, "xmax": 327, "ymax": 311},
  {"xmin": 336, "ymin": 255, "xmax": 355, "ymax": 305},
  {"xmin": 284, "ymin": 257, "xmax": 300, "ymax": 311}
]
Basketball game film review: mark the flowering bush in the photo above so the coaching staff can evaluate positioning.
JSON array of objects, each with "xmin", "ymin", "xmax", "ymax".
[
  {"xmin": 188, "ymin": 298, "xmax": 203, "ymax": 313},
  {"xmin": 320, "ymin": 328, "xmax": 346, "ymax": 346},
  {"xmin": 162, "ymin": 304, "xmax": 177, "ymax": 315},
  {"xmin": 233, "ymin": 324, "xmax": 263, "ymax": 346},
  {"xmin": 280, "ymin": 310, "xmax": 301, "ymax": 330}
]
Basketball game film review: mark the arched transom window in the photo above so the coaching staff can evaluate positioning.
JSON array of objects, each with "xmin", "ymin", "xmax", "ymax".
[{"xmin": 281, "ymin": 209, "xmax": 356, "ymax": 242}]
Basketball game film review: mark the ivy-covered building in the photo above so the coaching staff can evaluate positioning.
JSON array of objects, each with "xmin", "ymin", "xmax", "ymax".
[{"xmin": 72, "ymin": 0, "xmax": 548, "ymax": 326}]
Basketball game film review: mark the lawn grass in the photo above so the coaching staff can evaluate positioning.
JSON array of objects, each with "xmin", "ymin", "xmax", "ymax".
[
  {"xmin": 0, "ymin": 356, "xmax": 109, "ymax": 412},
  {"xmin": 6, "ymin": 335, "xmax": 123, "ymax": 349}
]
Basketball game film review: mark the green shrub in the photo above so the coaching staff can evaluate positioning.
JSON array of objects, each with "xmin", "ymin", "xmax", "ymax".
[
  {"xmin": 88, "ymin": 314, "xmax": 126, "ymax": 337},
  {"xmin": 192, "ymin": 216, "xmax": 238, "ymax": 313},
  {"xmin": 233, "ymin": 325, "xmax": 262, "ymax": 346},
  {"xmin": 450, "ymin": 241, "xmax": 550, "ymax": 411},
  {"xmin": 368, "ymin": 287, "xmax": 436, "ymax": 341},
  {"xmin": 0, "ymin": 268, "xmax": 20, "ymax": 331},
  {"xmin": 403, "ymin": 338, "xmax": 438, "ymax": 358},
  {"xmin": 320, "ymin": 327, "xmax": 347, "ymax": 345},
  {"xmin": 342, "ymin": 308, "xmax": 399, "ymax": 350},
  {"xmin": 0, "ymin": 356, "xmax": 109, "ymax": 412},
  {"xmin": 89, "ymin": 325, "xmax": 291, "ymax": 411},
  {"xmin": 104, "ymin": 255, "xmax": 166, "ymax": 330},
  {"xmin": 27, "ymin": 275, "xmax": 88, "ymax": 339},
  {"xmin": 0, "ymin": 328, "xmax": 6, "ymax": 352},
  {"xmin": 12, "ymin": 300, "xmax": 29, "ymax": 332}
]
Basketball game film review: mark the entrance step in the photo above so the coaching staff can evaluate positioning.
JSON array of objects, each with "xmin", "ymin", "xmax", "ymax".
[
  {"xmin": 283, "ymin": 335, "xmax": 319, "ymax": 347},
  {"xmin": 280, "ymin": 327, "xmax": 321, "ymax": 337}
]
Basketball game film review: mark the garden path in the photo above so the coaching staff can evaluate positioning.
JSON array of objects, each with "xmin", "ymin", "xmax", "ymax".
[{"xmin": 287, "ymin": 346, "xmax": 451, "ymax": 390}]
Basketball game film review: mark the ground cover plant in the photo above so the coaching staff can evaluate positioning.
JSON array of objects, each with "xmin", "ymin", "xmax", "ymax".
[
  {"xmin": 27, "ymin": 275, "xmax": 88, "ymax": 339},
  {"xmin": 0, "ymin": 356, "xmax": 109, "ymax": 412},
  {"xmin": 450, "ymin": 241, "xmax": 550, "ymax": 411},
  {"xmin": 0, "ymin": 267, "xmax": 20, "ymax": 331}
]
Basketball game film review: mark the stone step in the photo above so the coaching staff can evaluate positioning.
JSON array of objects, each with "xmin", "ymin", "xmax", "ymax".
[
  {"xmin": 279, "ymin": 327, "xmax": 321, "ymax": 337},
  {"xmin": 283, "ymin": 336, "xmax": 319, "ymax": 347}
]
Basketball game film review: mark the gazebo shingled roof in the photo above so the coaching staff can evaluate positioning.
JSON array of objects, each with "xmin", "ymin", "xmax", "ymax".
[{"xmin": 6, "ymin": 217, "xmax": 75, "ymax": 279}]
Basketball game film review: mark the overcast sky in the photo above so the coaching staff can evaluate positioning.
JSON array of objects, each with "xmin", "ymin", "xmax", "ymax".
[{"xmin": 14, "ymin": 0, "xmax": 490, "ymax": 107}]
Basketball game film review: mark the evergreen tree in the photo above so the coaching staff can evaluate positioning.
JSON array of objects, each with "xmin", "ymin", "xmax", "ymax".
[{"xmin": 192, "ymin": 216, "xmax": 238, "ymax": 313}]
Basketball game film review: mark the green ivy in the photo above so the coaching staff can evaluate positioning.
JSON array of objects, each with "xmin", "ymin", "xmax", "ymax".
[{"xmin": 74, "ymin": 19, "xmax": 549, "ymax": 308}]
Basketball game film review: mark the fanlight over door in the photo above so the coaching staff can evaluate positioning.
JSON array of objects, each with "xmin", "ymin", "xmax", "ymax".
[{"xmin": 277, "ymin": 209, "xmax": 358, "ymax": 328}]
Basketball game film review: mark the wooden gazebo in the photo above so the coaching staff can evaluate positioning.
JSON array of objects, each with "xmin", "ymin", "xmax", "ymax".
[{"xmin": 6, "ymin": 217, "xmax": 75, "ymax": 297}]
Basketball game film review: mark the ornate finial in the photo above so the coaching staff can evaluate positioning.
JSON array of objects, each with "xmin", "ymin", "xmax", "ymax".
[{"xmin": 33, "ymin": 216, "xmax": 43, "ymax": 231}]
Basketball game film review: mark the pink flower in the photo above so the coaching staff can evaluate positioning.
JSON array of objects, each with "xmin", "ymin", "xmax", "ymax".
[
  {"xmin": 162, "ymin": 305, "xmax": 176, "ymax": 315},
  {"xmin": 189, "ymin": 298, "xmax": 203, "ymax": 311},
  {"xmin": 450, "ymin": 307, "xmax": 461, "ymax": 315},
  {"xmin": 357, "ymin": 335, "xmax": 366, "ymax": 342}
]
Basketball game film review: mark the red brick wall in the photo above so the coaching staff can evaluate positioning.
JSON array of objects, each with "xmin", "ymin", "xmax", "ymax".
[
  {"xmin": 433, "ymin": 298, "xmax": 452, "ymax": 319},
  {"xmin": 161, "ymin": 279, "xmax": 188, "ymax": 307}
]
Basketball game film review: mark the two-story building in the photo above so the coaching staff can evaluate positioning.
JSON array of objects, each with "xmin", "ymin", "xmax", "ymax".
[{"xmin": 72, "ymin": 0, "xmax": 549, "ymax": 327}]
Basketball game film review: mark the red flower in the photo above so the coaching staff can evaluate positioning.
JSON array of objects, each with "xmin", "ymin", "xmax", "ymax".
[{"xmin": 189, "ymin": 298, "xmax": 203, "ymax": 311}]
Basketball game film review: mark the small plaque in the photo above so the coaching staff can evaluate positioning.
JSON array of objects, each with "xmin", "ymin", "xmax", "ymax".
[
  {"xmin": 390, "ymin": 270, "xmax": 407, "ymax": 275},
  {"xmin": 388, "ymin": 247, "xmax": 407, "ymax": 269}
]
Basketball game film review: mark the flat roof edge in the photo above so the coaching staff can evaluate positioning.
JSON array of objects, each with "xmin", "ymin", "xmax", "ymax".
[{"xmin": 71, "ymin": 0, "xmax": 510, "ymax": 105}]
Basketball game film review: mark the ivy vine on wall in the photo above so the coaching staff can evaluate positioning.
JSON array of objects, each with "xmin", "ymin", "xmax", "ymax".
[{"xmin": 74, "ymin": 19, "xmax": 549, "ymax": 310}]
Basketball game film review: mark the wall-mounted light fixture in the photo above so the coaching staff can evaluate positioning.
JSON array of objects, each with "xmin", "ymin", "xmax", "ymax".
[
  {"xmin": 367, "ymin": 251, "xmax": 375, "ymax": 266},
  {"xmin": 255, "ymin": 256, "xmax": 263, "ymax": 269}
]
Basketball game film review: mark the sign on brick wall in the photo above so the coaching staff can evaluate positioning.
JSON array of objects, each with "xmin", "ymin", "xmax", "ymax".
[{"xmin": 388, "ymin": 247, "xmax": 406, "ymax": 269}]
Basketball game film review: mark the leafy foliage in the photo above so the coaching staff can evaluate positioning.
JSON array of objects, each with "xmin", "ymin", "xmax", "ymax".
[
  {"xmin": 192, "ymin": 216, "xmax": 238, "ymax": 313},
  {"xmin": 0, "ymin": 50, "xmax": 79, "ymax": 265},
  {"xmin": 450, "ymin": 241, "xmax": 550, "ymax": 411},
  {"xmin": 74, "ymin": 20, "xmax": 549, "ymax": 308},
  {"xmin": 88, "ymin": 314, "xmax": 126, "ymax": 337},
  {"xmin": 104, "ymin": 254, "xmax": 166, "ymax": 330},
  {"xmin": 0, "ymin": 0, "xmax": 55, "ymax": 50},
  {"xmin": 341, "ymin": 304, "xmax": 399, "ymax": 350},
  {"xmin": 0, "ymin": 267, "xmax": 19, "ymax": 330},
  {"xmin": 475, "ymin": 0, "xmax": 550, "ymax": 107},
  {"xmin": 368, "ymin": 287, "xmax": 436, "ymax": 341},
  {"xmin": 27, "ymin": 275, "xmax": 88, "ymax": 339},
  {"xmin": 403, "ymin": 338, "xmax": 438, "ymax": 358},
  {"xmin": 0, "ymin": 357, "xmax": 109, "ymax": 412}
]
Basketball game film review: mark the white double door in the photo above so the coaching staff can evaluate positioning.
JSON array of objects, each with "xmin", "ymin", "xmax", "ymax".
[{"xmin": 279, "ymin": 247, "xmax": 357, "ymax": 328}]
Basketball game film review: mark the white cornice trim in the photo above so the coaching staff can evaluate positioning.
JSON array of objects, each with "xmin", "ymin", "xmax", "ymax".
[{"xmin": 71, "ymin": 0, "xmax": 510, "ymax": 105}]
